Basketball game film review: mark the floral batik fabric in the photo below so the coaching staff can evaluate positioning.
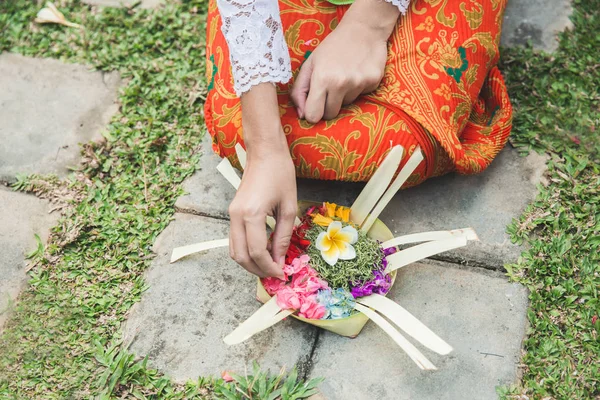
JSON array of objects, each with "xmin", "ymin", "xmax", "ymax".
[{"xmin": 205, "ymin": 0, "xmax": 513, "ymax": 185}]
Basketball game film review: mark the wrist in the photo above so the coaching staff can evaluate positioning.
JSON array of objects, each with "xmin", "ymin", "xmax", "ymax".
[
  {"xmin": 240, "ymin": 82, "xmax": 289, "ymax": 162},
  {"xmin": 343, "ymin": 0, "xmax": 400, "ymax": 40},
  {"xmin": 244, "ymin": 127, "xmax": 290, "ymax": 163}
]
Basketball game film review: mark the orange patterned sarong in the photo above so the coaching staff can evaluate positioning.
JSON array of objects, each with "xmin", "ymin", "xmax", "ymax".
[{"xmin": 205, "ymin": 0, "xmax": 512, "ymax": 187}]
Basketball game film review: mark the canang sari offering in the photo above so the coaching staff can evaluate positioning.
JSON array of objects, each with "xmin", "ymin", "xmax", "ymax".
[{"xmin": 171, "ymin": 145, "xmax": 478, "ymax": 370}]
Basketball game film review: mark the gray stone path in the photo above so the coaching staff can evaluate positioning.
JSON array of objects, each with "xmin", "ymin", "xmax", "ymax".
[
  {"xmin": 0, "ymin": 53, "xmax": 120, "ymax": 183},
  {"xmin": 124, "ymin": 213, "xmax": 317, "ymax": 380},
  {"xmin": 311, "ymin": 261, "xmax": 528, "ymax": 400},
  {"xmin": 0, "ymin": 187, "xmax": 58, "ymax": 328},
  {"xmin": 0, "ymin": 53, "xmax": 121, "ymax": 329},
  {"xmin": 502, "ymin": 0, "xmax": 573, "ymax": 52},
  {"xmin": 136, "ymin": 133, "xmax": 542, "ymax": 398},
  {"xmin": 123, "ymin": 212, "xmax": 530, "ymax": 399}
]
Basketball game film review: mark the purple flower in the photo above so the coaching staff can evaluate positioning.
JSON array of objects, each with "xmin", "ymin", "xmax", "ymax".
[
  {"xmin": 351, "ymin": 269, "xmax": 392, "ymax": 298},
  {"xmin": 383, "ymin": 246, "xmax": 397, "ymax": 257},
  {"xmin": 350, "ymin": 250, "xmax": 394, "ymax": 298}
]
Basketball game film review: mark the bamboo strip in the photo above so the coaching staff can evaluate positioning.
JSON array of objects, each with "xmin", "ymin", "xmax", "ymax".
[
  {"xmin": 216, "ymin": 158, "xmax": 241, "ymax": 190},
  {"xmin": 357, "ymin": 294, "xmax": 452, "ymax": 355},
  {"xmin": 350, "ymin": 146, "xmax": 404, "ymax": 227},
  {"xmin": 224, "ymin": 296, "xmax": 292, "ymax": 345},
  {"xmin": 227, "ymin": 310, "xmax": 294, "ymax": 345},
  {"xmin": 235, "ymin": 143, "xmax": 247, "ymax": 170},
  {"xmin": 384, "ymin": 236, "xmax": 468, "ymax": 274},
  {"xmin": 360, "ymin": 148, "xmax": 424, "ymax": 233},
  {"xmin": 355, "ymin": 303, "xmax": 436, "ymax": 370},
  {"xmin": 381, "ymin": 228, "xmax": 478, "ymax": 249},
  {"xmin": 170, "ymin": 238, "xmax": 229, "ymax": 263}
]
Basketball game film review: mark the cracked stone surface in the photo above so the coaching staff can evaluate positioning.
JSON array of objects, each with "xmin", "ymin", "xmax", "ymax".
[
  {"xmin": 0, "ymin": 186, "xmax": 58, "ymax": 329},
  {"xmin": 0, "ymin": 53, "xmax": 121, "ymax": 183},
  {"xmin": 310, "ymin": 261, "xmax": 529, "ymax": 400},
  {"xmin": 176, "ymin": 136, "xmax": 547, "ymax": 270},
  {"xmin": 82, "ymin": 0, "xmax": 164, "ymax": 8},
  {"xmin": 123, "ymin": 213, "xmax": 317, "ymax": 381},
  {"xmin": 501, "ymin": 0, "xmax": 573, "ymax": 52}
]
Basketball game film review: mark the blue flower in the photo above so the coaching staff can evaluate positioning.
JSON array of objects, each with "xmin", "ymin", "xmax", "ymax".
[{"xmin": 317, "ymin": 288, "xmax": 356, "ymax": 319}]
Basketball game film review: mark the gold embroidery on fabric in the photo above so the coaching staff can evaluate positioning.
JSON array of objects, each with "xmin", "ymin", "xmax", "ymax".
[{"xmin": 460, "ymin": 1, "xmax": 484, "ymax": 30}]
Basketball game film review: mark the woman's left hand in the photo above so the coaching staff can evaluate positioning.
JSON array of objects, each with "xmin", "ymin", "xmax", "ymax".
[{"xmin": 290, "ymin": 0, "xmax": 400, "ymax": 123}]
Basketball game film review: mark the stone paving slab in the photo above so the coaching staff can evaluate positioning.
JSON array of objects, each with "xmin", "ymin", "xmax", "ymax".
[
  {"xmin": 0, "ymin": 186, "xmax": 58, "ymax": 329},
  {"xmin": 123, "ymin": 213, "xmax": 317, "ymax": 381},
  {"xmin": 501, "ymin": 0, "xmax": 573, "ymax": 53},
  {"xmin": 176, "ymin": 138, "xmax": 547, "ymax": 270},
  {"xmin": 82, "ymin": 0, "xmax": 163, "ymax": 9},
  {"xmin": 0, "ymin": 53, "xmax": 121, "ymax": 183},
  {"xmin": 310, "ymin": 261, "xmax": 529, "ymax": 400},
  {"xmin": 175, "ymin": 135, "xmax": 237, "ymax": 220}
]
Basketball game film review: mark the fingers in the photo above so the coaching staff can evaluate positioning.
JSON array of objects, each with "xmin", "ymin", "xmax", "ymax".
[
  {"xmin": 343, "ymin": 86, "xmax": 363, "ymax": 106},
  {"xmin": 245, "ymin": 216, "xmax": 285, "ymax": 278},
  {"xmin": 304, "ymin": 77, "xmax": 327, "ymax": 124},
  {"xmin": 229, "ymin": 213, "xmax": 265, "ymax": 277},
  {"xmin": 323, "ymin": 89, "xmax": 345, "ymax": 121},
  {"xmin": 271, "ymin": 203, "xmax": 297, "ymax": 267},
  {"xmin": 290, "ymin": 58, "xmax": 313, "ymax": 119}
]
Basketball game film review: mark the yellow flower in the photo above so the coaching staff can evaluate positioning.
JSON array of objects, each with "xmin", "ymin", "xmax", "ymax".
[
  {"xmin": 325, "ymin": 202, "xmax": 337, "ymax": 218},
  {"xmin": 312, "ymin": 214, "xmax": 334, "ymax": 227},
  {"xmin": 315, "ymin": 221, "xmax": 358, "ymax": 266},
  {"xmin": 335, "ymin": 205, "xmax": 351, "ymax": 222}
]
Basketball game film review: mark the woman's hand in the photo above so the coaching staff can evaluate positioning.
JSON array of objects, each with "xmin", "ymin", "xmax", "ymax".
[
  {"xmin": 229, "ymin": 83, "xmax": 297, "ymax": 278},
  {"xmin": 290, "ymin": 0, "xmax": 400, "ymax": 123}
]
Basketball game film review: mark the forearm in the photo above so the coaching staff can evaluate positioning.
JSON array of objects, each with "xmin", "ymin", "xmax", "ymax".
[
  {"xmin": 241, "ymin": 83, "xmax": 288, "ymax": 162},
  {"xmin": 343, "ymin": 0, "xmax": 401, "ymax": 40}
]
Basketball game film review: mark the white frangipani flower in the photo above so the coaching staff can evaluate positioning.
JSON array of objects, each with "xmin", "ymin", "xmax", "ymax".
[
  {"xmin": 35, "ymin": 2, "xmax": 81, "ymax": 29},
  {"xmin": 315, "ymin": 221, "xmax": 359, "ymax": 266}
]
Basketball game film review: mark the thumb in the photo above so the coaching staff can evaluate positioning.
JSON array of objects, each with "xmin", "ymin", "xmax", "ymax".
[
  {"xmin": 290, "ymin": 58, "xmax": 313, "ymax": 119},
  {"xmin": 271, "ymin": 206, "xmax": 297, "ymax": 268}
]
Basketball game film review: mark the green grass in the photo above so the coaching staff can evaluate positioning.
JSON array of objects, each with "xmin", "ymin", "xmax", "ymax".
[
  {"xmin": 497, "ymin": 0, "xmax": 600, "ymax": 398},
  {"xmin": 0, "ymin": 0, "xmax": 321, "ymax": 398},
  {"xmin": 0, "ymin": 0, "xmax": 598, "ymax": 398}
]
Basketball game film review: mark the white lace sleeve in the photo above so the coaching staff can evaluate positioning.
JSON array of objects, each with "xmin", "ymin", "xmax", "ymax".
[
  {"xmin": 383, "ymin": 0, "xmax": 410, "ymax": 14},
  {"xmin": 216, "ymin": 0, "xmax": 292, "ymax": 96}
]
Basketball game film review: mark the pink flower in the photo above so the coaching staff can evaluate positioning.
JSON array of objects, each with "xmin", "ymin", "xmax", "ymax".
[
  {"xmin": 262, "ymin": 277, "xmax": 287, "ymax": 296},
  {"xmin": 282, "ymin": 254, "xmax": 310, "ymax": 276},
  {"xmin": 298, "ymin": 295, "xmax": 326, "ymax": 319},
  {"xmin": 276, "ymin": 286, "xmax": 302, "ymax": 310},
  {"xmin": 221, "ymin": 371, "xmax": 234, "ymax": 382},
  {"xmin": 291, "ymin": 268, "xmax": 328, "ymax": 293}
]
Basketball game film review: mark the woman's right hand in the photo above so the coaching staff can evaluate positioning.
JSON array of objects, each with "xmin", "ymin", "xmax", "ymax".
[
  {"xmin": 228, "ymin": 142, "xmax": 297, "ymax": 278},
  {"xmin": 229, "ymin": 83, "xmax": 297, "ymax": 278}
]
